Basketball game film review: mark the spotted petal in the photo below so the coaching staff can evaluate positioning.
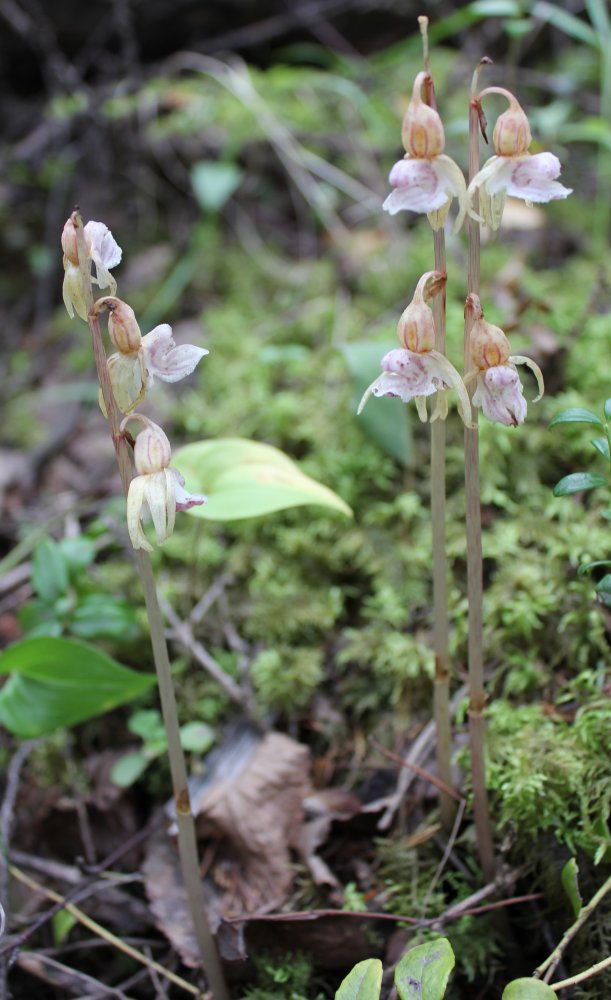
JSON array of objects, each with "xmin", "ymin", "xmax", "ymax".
[
  {"xmin": 171, "ymin": 467, "xmax": 208, "ymax": 511},
  {"xmin": 504, "ymin": 152, "xmax": 572, "ymax": 203},
  {"xmin": 472, "ymin": 364, "xmax": 527, "ymax": 426}
]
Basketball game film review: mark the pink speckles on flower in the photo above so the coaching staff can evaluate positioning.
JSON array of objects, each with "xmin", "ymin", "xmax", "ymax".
[
  {"xmin": 141, "ymin": 325, "xmax": 209, "ymax": 385},
  {"xmin": 472, "ymin": 365, "xmax": 527, "ymax": 427},
  {"xmin": 374, "ymin": 348, "xmax": 446, "ymax": 400},
  {"xmin": 383, "ymin": 155, "xmax": 467, "ymax": 231},
  {"xmin": 505, "ymin": 152, "xmax": 572, "ymax": 203}
]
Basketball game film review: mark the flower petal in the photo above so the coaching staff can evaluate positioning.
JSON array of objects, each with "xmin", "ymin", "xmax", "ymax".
[
  {"xmin": 467, "ymin": 155, "xmax": 509, "ymax": 226},
  {"xmin": 509, "ymin": 355, "xmax": 545, "ymax": 402},
  {"xmin": 126, "ymin": 476, "xmax": 153, "ymax": 551},
  {"xmin": 505, "ymin": 152, "xmax": 572, "ymax": 203},
  {"xmin": 383, "ymin": 159, "xmax": 450, "ymax": 216},
  {"xmin": 427, "ymin": 350, "xmax": 474, "ymax": 427},
  {"xmin": 144, "ymin": 472, "xmax": 171, "ymax": 545},
  {"xmin": 105, "ymin": 352, "xmax": 148, "ymax": 414},
  {"xmin": 141, "ymin": 325, "xmax": 208, "ymax": 385},
  {"xmin": 377, "ymin": 348, "xmax": 446, "ymax": 397},
  {"xmin": 433, "ymin": 155, "xmax": 468, "ymax": 232},
  {"xmin": 171, "ymin": 467, "xmax": 207, "ymax": 511},
  {"xmin": 472, "ymin": 364, "xmax": 527, "ymax": 426},
  {"xmin": 84, "ymin": 221, "xmax": 122, "ymax": 270},
  {"xmin": 62, "ymin": 263, "xmax": 87, "ymax": 321}
]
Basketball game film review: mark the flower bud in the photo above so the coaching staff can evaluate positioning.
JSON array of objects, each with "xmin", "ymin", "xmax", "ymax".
[
  {"xmin": 479, "ymin": 88, "xmax": 531, "ymax": 157},
  {"xmin": 397, "ymin": 299, "xmax": 435, "ymax": 353},
  {"xmin": 470, "ymin": 317, "xmax": 511, "ymax": 371},
  {"xmin": 129, "ymin": 417, "xmax": 172, "ymax": 475},
  {"xmin": 103, "ymin": 297, "xmax": 142, "ymax": 354},
  {"xmin": 401, "ymin": 72, "xmax": 445, "ymax": 159},
  {"xmin": 61, "ymin": 219, "xmax": 79, "ymax": 266}
]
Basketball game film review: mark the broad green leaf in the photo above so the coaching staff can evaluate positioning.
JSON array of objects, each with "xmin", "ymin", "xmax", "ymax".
[
  {"xmin": 342, "ymin": 341, "xmax": 412, "ymax": 467},
  {"xmin": 179, "ymin": 721, "xmax": 215, "ymax": 753},
  {"xmin": 604, "ymin": 398, "xmax": 611, "ymax": 421},
  {"xmin": 395, "ymin": 938, "xmax": 455, "ymax": 1000},
  {"xmin": 549, "ymin": 408, "xmax": 603, "ymax": 428},
  {"xmin": 0, "ymin": 638, "xmax": 155, "ymax": 737},
  {"xmin": 561, "ymin": 858, "xmax": 582, "ymax": 918},
  {"xmin": 175, "ymin": 439, "xmax": 352, "ymax": 520},
  {"xmin": 111, "ymin": 752, "xmax": 150, "ymax": 788},
  {"xmin": 595, "ymin": 575, "xmax": 611, "ymax": 608},
  {"xmin": 335, "ymin": 959, "xmax": 383, "ymax": 1000},
  {"xmin": 553, "ymin": 473, "xmax": 607, "ymax": 496},
  {"xmin": 592, "ymin": 437, "xmax": 610, "ymax": 461},
  {"xmin": 128, "ymin": 709, "xmax": 166, "ymax": 741},
  {"xmin": 577, "ymin": 559, "xmax": 611, "ymax": 575},
  {"xmin": 502, "ymin": 979, "xmax": 556, "ymax": 999},
  {"xmin": 18, "ymin": 599, "xmax": 63, "ymax": 639},
  {"xmin": 69, "ymin": 595, "xmax": 140, "ymax": 641},
  {"xmin": 58, "ymin": 537, "xmax": 96, "ymax": 574},
  {"xmin": 532, "ymin": 2, "xmax": 598, "ymax": 47},
  {"xmin": 31, "ymin": 538, "xmax": 69, "ymax": 603},
  {"xmin": 191, "ymin": 161, "xmax": 243, "ymax": 213}
]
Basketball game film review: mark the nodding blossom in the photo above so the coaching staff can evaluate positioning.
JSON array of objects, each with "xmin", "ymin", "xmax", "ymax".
[
  {"xmin": 383, "ymin": 72, "xmax": 467, "ymax": 232},
  {"xmin": 95, "ymin": 297, "xmax": 208, "ymax": 414},
  {"xmin": 465, "ymin": 294, "xmax": 544, "ymax": 426},
  {"xmin": 123, "ymin": 415, "xmax": 206, "ymax": 551},
  {"xmin": 358, "ymin": 271, "xmax": 472, "ymax": 425},
  {"xmin": 61, "ymin": 219, "xmax": 122, "ymax": 320},
  {"xmin": 467, "ymin": 88, "xmax": 572, "ymax": 230}
]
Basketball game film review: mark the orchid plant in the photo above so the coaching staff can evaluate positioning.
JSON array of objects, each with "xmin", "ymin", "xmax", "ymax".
[
  {"xmin": 60, "ymin": 211, "xmax": 228, "ymax": 1000},
  {"xmin": 362, "ymin": 27, "xmax": 570, "ymax": 874}
]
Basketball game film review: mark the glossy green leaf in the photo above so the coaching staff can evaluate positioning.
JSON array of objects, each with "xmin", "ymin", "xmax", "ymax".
[
  {"xmin": 69, "ymin": 595, "xmax": 140, "ymax": 641},
  {"xmin": 191, "ymin": 161, "xmax": 243, "ymax": 213},
  {"xmin": 175, "ymin": 438, "xmax": 352, "ymax": 521},
  {"xmin": 561, "ymin": 858, "xmax": 582, "ymax": 918},
  {"xmin": 502, "ymin": 979, "xmax": 556, "ymax": 999},
  {"xmin": 0, "ymin": 638, "xmax": 155, "ymax": 737},
  {"xmin": 335, "ymin": 959, "xmax": 383, "ymax": 1000},
  {"xmin": 395, "ymin": 938, "xmax": 455, "ymax": 1000},
  {"xmin": 342, "ymin": 341, "xmax": 412, "ymax": 466},
  {"xmin": 592, "ymin": 437, "xmax": 610, "ymax": 461},
  {"xmin": 549, "ymin": 408, "xmax": 603, "ymax": 428},
  {"xmin": 604, "ymin": 399, "xmax": 611, "ymax": 421},
  {"xmin": 31, "ymin": 538, "xmax": 69, "ymax": 604},
  {"xmin": 553, "ymin": 473, "xmax": 607, "ymax": 496},
  {"xmin": 595, "ymin": 575, "xmax": 611, "ymax": 608}
]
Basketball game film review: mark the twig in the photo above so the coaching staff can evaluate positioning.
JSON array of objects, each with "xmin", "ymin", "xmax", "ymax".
[
  {"xmin": 9, "ymin": 866, "xmax": 203, "ymax": 998},
  {"xmin": 463, "ymin": 61, "xmax": 496, "ymax": 883},
  {"xmin": 15, "ymin": 951, "xmax": 134, "ymax": 1000},
  {"xmin": 369, "ymin": 737, "xmax": 464, "ymax": 804},
  {"xmin": 550, "ymin": 954, "xmax": 611, "ymax": 993},
  {"xmin": 535, "ymin": 873, "xmax": 611, "ymax": 983},
  {"xmin": 0, "ymin": 739, "xmax": 39, "ymax": 999}
]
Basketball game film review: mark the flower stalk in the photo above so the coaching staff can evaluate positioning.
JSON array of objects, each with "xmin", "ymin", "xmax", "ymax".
[
  {"xmin": 71, "ymin": 211, "xmax": 229, "ymax": 1000},
  {"xmin": 463, "ymin": 67, "xmax": 496, "ymax": 882},
  {"xmin": 419, "ymin": 15, "xmax": 455, "ymax": 831}
]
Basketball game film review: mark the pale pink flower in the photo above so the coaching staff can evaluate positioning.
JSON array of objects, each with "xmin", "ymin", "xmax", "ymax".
[
  {"xmin": 467, "ymin": 89, "xmax": 571, "ymax": 230},
  {"xmin": 61, "ymin": 219, "xmax": 122, "ymax": 320},
  {"xmin": 466, "ymin": 294, "xmax": 544, "ymax": 426},
  {"xmin": 122, "ymin": 415, "xmax": 206, "ymax": 551},
  {"xmin": 141, "ymin": 325, "xmax": 208, "ymax": 386},
  {"xmin": 358, "ymin": 271, "xmax": 472, "ymax": 424},
  {"xmin": 383, "ymin": 71, "xmax": 467, "ymax": 232}
]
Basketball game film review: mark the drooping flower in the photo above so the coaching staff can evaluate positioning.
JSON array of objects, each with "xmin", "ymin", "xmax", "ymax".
[
  {"xmin": 123, "ymin": 415, "xmax": 207, "ymax": 551},
  {"xmin": 467, "ymin": 88, "xmax": 572, "ymax": 230},
  {"xmin": 465, "ymin": 293, "xmax": 544, "ymax": 426},
  {"xmin": 95, "ymin": 297, "xmax": 208, "ymax": 414},
  {"xmin": 383, "ymin": 72, "xmax": 467, "ymax": 232},
  {"xmin": 61, "ymin": 218, "xmax": 122, "ymax": 320},
  {"xmin": 358, "ymin": 271, "xmax": 472, "ymax": 425}
]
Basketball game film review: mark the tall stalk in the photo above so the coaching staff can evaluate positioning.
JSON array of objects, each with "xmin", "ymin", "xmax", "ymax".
[
  {"xmin": 463, "ymin": 69, "xmax": 496, "ymax": 882},
  {"xmin": 419, "ymin": 16, "xmax": 454, "ymax": 830},
  {"xmin": 72, "ymin": 212, "xmax": 229, "ymax": 1000}
]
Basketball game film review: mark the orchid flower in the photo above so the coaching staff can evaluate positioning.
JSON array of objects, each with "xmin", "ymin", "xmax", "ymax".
[
  {"xmin": 467, "ymin": 88, "xmax": 572, "ymax": 230},
  {"xmin": 122, "ymin": 415, "xmax": 206, "ymax": 551},
  {"xmin": 358, "ymin": 271, "xmax": 472, "ymax": 425},
  {"xmin": 383, "ymin": 72, "xmax": 467, "ymax": 232},
  {"xmin": 95, "ymin": 297, "xmax": 208, "ymax": 414},
  {"xmin": 465, "ymin": 294, "xmax": 544, "ymax": 426},
  {"xmin": 61, "ymin": 219, "xmax": 122, "ymax": 320}
]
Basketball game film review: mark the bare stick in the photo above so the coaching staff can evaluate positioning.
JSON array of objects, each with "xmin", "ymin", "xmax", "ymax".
[
  {"xmin": 550, "ymin": 954, "xmax": 611, "ymax": 993},
  {"xmin": 535, "ymin": 873, "xmax": 611, "ymax": 983},
  {"xmin": 463, "ymin": 64, "xmax": 496, "ymax": 882},
  {"xmin": 419, "ymin": 15, "xmax": 455, "ymax": 830},
  {"xmin": 71, "ymin": 212, "xmax": 228, "ymax": 1000}
]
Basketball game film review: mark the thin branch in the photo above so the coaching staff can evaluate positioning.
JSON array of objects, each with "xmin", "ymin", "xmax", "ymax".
[{"xmin": 535, "ymin": 873, "xmax": 611, "ymax": 983}]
